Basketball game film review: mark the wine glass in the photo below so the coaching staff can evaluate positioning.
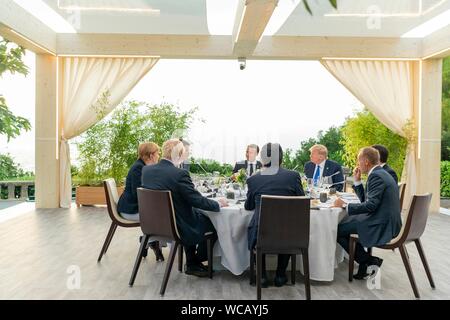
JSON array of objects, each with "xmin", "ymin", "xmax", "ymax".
[
  {"xmin": 321, "ymin": 176, "xmax": 333, "ymax": 190},
  {"xmin": 306, "ymin": 178, "xmax": 314, "ymax": 192}
]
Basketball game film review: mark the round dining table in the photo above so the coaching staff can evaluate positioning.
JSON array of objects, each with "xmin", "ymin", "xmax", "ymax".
[{"xmin": 202, "ymin": 202, "xmax": 348, "ymax": 281}]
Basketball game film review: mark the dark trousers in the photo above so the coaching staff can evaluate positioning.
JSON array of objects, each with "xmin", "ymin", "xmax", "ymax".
[
  {"xmin": 337, "ymin": 216, "xmax": 371, "ymax": 265},
  {"xmin": 260, "ymin": 254, "xmax": 291, "ymax": 277},
  {"xmin": 184, "ymin": 216, "xmax": 217, "ymax": 266}
]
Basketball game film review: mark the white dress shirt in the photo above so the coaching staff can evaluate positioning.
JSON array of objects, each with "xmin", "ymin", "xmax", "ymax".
[
  {"xmin": 313, "ymin": 160, "xmax": 326, "ymax": 181},
  {"xmin": 247, "ymin": 161, "xmax": 257, "ymax": 176}
]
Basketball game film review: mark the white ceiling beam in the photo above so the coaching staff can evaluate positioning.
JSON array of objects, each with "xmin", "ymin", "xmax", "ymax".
[
  {"xmin": 253, "ymin": 36, "xmax": 423, "ymax": 60},
  {"xmin": 0, "ymin": 0, "xmax": 56, "ymax": 54},
  {"xmin": 56, "ymin": 34, "xmax": 423, "ymax": 60},
  {"xmin": 422, "ymin": 25, "xmax": 450, "ymax": 59},
  {"xmin": 233, "ymin": 0, "xmax": 278, "ymax": 57},
  {"xmin": 56, "ymin": 34, "xmax": 235, "ymax": 59}
]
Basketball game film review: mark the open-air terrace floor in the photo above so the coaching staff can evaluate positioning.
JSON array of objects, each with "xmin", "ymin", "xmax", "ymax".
[{"xmin": 1, "ymin": 205, "xmax": 449, "ymax": 300}]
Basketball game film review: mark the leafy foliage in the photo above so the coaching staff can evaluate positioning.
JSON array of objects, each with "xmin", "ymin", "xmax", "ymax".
[
  {"xmin": 441, "ymin": 161, "xmax": 450, "ymax": 197},
  {"xmin": 0, "ymin": 38, "xmax": 31, "ymax": 141},
  {"xmin": 442, "ymin": 57, "xmax": 450, "ymax": 161},
  {"xmin": 341, "ymin": 109, "xmax": 407, "ymax": 175},
  {"xmin": 0, "ymin": 153, "xmax": 33, "ymax": 180},
  {"xmin": 189, "ymin": 158, "xmax": 233, "ymax": 176},
  {"xmin": 303, "ymin": 0, "xmax": 337, "ymax": 15},
  {"xmin": 75, "ymin": 101, "xmax": 197, "ymax": 185}
]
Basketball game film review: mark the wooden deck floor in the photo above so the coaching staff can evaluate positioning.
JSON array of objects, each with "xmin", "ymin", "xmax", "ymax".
[{"xmin": 1, "ymin": 206, "xmax": 449, "ymax": 300}]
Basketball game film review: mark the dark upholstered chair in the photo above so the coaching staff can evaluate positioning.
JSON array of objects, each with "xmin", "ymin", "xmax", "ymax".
[{"xmin": 249, "ymin": 195, "xmax": 311, "ymax": 300}]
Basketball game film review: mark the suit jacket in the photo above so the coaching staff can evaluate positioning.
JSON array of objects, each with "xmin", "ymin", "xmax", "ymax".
[
  {"xmin": 141, "ymin": 159, "xmax": 220, "ymax": 246},
  {"xmin": 245, "ymin": 167, "xmax": 305, "ymax": 250},
  {"xmin": 232, "ymin": 160, "xmax": 262, "ymax": 174},
  {"xmin": 304, "ymin": 159, "xmax": 344, "ymax": 192},
  {"xmin": 348, "ymin": 166, "xmax": 402, "ymax": 247},
  {"xmin": 117, "ymin": 159, "xmax": 145, "ymax": 215},
  {"xmin": 382, "ymin": 163, "xmax": 398, "ymax": 184}
]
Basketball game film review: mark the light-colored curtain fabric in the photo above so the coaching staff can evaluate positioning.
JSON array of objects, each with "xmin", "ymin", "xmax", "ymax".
[
  {"xmin": 59, "ymin": 57, "xmax": 159, "ymax": 208},
  {"xmin": 321, "ymin": 59, "xmax": 417, "ymax": 207}
]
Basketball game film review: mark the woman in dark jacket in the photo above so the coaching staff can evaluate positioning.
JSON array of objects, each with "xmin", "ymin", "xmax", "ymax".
[{"xmin": 117, "ymin": 142, "xmax": 164, "ymax": 261}]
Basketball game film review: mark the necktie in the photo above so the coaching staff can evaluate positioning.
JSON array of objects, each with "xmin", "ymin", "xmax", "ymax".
[
  {"xmin": 313, "ymin": 165, "xmax": 321, "ymax": 186},
  {"xmin": 249, "ymin": 163, "xmax": 254, "ymax": 176}
]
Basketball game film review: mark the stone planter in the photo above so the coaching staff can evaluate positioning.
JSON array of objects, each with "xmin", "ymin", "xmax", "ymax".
[
  {"xmin": 441, "ymin": 197, "xmax": 450, "ymax": 209},
  {"xmin": 75, "ymin": 186, "xmax": 124, "ymax": 207}
]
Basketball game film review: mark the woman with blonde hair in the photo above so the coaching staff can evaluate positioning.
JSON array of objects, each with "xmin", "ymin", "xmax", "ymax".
[{"xmin": 117, "ymin": 142, "xmax": 164, "ymax": 261}]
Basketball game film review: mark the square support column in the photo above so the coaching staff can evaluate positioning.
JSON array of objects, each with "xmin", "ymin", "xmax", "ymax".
[
  {"xmin": 35, "ymin": 54, "xmax": 60, "ymax": 208},
  {"xmin": 416, "ymin": 59, "xmax": 443, "ymax": 214}
]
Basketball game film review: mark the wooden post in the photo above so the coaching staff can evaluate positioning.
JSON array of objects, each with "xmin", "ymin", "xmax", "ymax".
[
  {"xmin": 416, "ymin": 59, "xmax": 443, "ymax": 214},
  {"xmin": 35, "ymin": 54, "xmax": 60, "ymax": 208}
]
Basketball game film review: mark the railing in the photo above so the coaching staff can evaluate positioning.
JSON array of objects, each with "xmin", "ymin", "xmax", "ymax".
[
  {"xmin": 0, "ymin": 181, "xmax": 77, "ymax": 201},
  {"xmin": 0, "ymin": 181, "xmax": 34, "ymax": 200}
]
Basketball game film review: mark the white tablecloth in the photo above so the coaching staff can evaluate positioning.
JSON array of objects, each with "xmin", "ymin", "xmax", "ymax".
[{"xmin": 203, "ymin": 204, "xmax": 347, "ymax": 281}]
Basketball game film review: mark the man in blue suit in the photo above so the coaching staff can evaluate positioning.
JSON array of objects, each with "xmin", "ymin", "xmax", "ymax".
[
  {"xmin": 334, "ymin": 147, "xmax": 402, "ymax": 280},
  {"xmin": 304, "ymin": 144, "xmax": 344, "ymax": 191},
  {"xmin": 142, "ymin": 139, "xmax": 228, "ymax": 277},
  {"xmin": 245, "ymin": 143, "xmax": 305, "ymax": 287}
]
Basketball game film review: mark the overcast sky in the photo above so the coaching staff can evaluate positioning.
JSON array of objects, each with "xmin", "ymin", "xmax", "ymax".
[{"xmin": 0, "ymin": 52, "xmax": 363, "ymax": 172}]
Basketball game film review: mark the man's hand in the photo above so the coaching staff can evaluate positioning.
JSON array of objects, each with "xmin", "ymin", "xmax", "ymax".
[
  {"xmin": 217, "ymin": 198, "xmax": 229, "ymax": 208},
  {"xmin": 333, "ymin": 197, "xmax": 346, "ymax": 208},
  {"xmin": 353, "ymin": 167, "xmax": 362, "ymax": 182},
  {"xmin": 230, "ymin": 173, "xmax": 237, "ymax": 182}
]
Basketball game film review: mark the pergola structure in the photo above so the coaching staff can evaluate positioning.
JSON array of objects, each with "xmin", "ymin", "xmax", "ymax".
[{"xmin": 0, "ymin": 0, "xmax": 448, "ymax": 213}]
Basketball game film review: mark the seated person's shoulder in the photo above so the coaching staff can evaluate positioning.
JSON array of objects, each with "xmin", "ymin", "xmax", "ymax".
[
  {"xmin": 328, "ymin": 159, "xmax": 342, "ymax": 168},
  {"xmin": 235, "ymin": 160, "xmax": 246, "ymax": 165}
]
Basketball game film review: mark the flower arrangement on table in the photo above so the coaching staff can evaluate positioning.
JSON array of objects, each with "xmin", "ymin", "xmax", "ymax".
[{"xmin": 235, "ymin": 168, "xmax": 248, "ymax": 188}]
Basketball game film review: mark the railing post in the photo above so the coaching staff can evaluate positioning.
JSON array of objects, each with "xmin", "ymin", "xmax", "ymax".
[
  {"xmin": 7, "ymin": 183, "xmax": 15, "ymax": 200},
  {"xmin": 20, "ymin": 183, "xmax": 29, "ymax": 200}
]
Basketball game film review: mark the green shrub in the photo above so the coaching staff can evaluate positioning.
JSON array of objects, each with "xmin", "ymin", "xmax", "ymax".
[
  {"xmin": 341, "ymin": 109, "xmax": 407, "ymax": 175},
  {"xmin": 189, "ymin": 158, "xmax": 233, "ymax": 176},
  {"xmin": 441, "ymin": 161, "xmax": 450, "ymax": 197}
]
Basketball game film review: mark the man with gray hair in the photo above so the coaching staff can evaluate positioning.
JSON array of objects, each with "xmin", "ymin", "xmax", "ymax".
[
  {"xmin": 142, "ymin": 139, "xmax": 228, "ymax": 277},
  {"xmin": 333, "ymin": 147, "xmax": 402, "ymax": 280}
]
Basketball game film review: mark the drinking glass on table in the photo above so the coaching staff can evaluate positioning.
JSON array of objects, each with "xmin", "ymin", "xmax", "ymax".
[
  {"xmin": 306, "ymin": 178, "xmax": 314, "ymax": 192},
  {"xmin": 321, "ymin": 176, "xmax": 333, "ymax": 190}
]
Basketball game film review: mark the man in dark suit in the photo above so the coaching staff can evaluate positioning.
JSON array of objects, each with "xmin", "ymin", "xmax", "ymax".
[
  {"xmin": 232, "ymin": 144, "xmax": 262, "ymax": 179},
  {"xmin": 334, "ymin": 147, "xmax": 402, "ymax": 280},
  {"xmin": 245, "ymin": 143, "xmax": 305, "ymax": 288},
  {"xmin": 142, "ymin": 139, "xmax": 228, "ymax": 277},
  {"xmin": 304, "ymin": 144, "xmax": 344, "ymax": 192},
  {"xmin": 372, "ymin": 144, "xmax": 399, "ymax": 184}
]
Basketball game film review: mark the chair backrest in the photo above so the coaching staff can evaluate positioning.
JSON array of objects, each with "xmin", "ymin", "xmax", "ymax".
[
  {"xmin": 137, "ymin": 188, "xmax": 180, "ymax": 241},
  {"xmin": 257, "ymin": 195, "xmax": 310, "ymax": 253},
  {"xmin": 103, "ymin": 178, "xmax": 123, "ymax": 223},
  {"xmin": 399, "ymin": 183, "xmax": 406, "ymax": 211},
  {"xmin": 396, "ymin": 193, "xmax": 432, "ymax": 243}
]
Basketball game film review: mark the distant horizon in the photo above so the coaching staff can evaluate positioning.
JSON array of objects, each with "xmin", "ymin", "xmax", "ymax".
[{"xmin": 0, "ymin": 52, "xmax": 363, "ymax": 173}]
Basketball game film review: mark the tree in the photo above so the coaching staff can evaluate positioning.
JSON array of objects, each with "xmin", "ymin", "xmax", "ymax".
[
  {"xmin": 341, "ymin": 109, "xmax": 407, "ymax": 175},
  {"xmin": 76, "ymin": 101, "xmax": 198, "ymax": 185},
  {"xmin": 442, "ymin": 57, "xmax": 450, "ymax": 161},
  {"xmin": 0, "ymin": 153, "xmax": 32, "ymax": 180},
  {"xmin": 0, "ymin": 38, "xmax": 31, "ymax": 141},
  {"xmin": 147, "ymin": 102, "xmax": 199, "ymax": 147},
  {"xmin": 284, "ymin": 126, "xmax": 344, "ymax": 173}
]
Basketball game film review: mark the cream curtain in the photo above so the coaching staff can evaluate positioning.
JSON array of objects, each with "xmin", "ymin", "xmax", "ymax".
[
  {"xmin": 59, "ymin": 57, "xmax": 159, "ymax": 208},
  {"xmin": 321, "ymin": 59, "xmax": 417, "ymax": 207}
]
